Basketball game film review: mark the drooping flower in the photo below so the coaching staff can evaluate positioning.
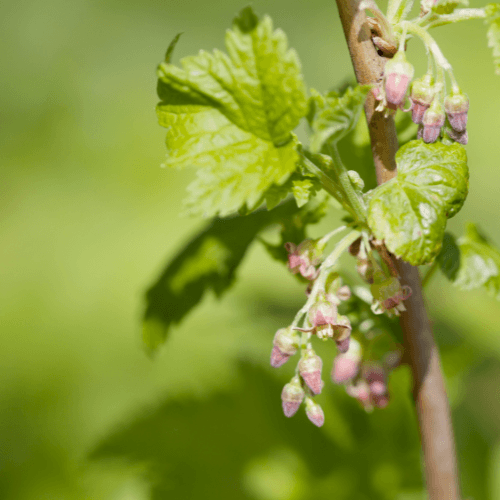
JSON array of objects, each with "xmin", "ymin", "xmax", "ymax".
[
  {"xmin": 270, "ymin": 326, "xmax": 300, "ymax": 368},
  {"xmin": 281, "ymin": 376, "xmax": 305, "ymax": 417},
  {"xmin": 384, "ymin": 51, "xmax": 415, "ymax": 107},
  {"xmin": 410, "ymin": 74, "xmax": 435, "ymax": 124},
  {"xmin": 305, "ymin": 397, "xmax": 325, "ymax": 427},
  {"xmin": 444, "ymin": 89, "xmax": 469, "ymax": 132},
  {"xmin": 422, "ymin": 100, "xmax": 445, "ymax": 143},
  {"xmin": 371, "ymin": 274, "xmax": 411, "ymax": 316},
  {"xmin": 298, "ymin": 348, "xmax": 323, "ymax": 395},
  {"xmin": 332, "ymin": 338, "xmax": 362, "ymax": 384}
]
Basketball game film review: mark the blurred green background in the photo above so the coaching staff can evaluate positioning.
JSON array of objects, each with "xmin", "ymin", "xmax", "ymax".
[{"xmin": 2, "ymin": 0, "xmax": 500, "ymax": 498}]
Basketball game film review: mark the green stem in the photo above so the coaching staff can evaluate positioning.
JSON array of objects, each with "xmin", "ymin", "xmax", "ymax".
[
  {"xmin": 301, "ymin": 153, "xmax": 367, "ymax": 225},
  {"xmin": 401, "ymin": 21, "xmax": 452, "ymax": 72},
  {"xmin": 425, "ymin": 8, "xmax": 487, "ymax": 29},
  {"xmin": 329, "ymin": 144, "xmax": 367, "ymax": 220},
  {"xmin": 291, "ymin": 230, "xmax": 362, "ymax": 328}
]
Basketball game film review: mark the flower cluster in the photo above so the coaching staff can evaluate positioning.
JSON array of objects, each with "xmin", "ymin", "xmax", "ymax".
[
  {"xmin": 272, "ymin": 234, "xmax": 408, "ymax": 427},
  {"xmin": 333, "ymin": 339, "xmax": 403, "ymax": 411}
]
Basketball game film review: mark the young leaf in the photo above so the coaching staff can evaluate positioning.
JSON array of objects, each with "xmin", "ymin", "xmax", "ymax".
[
  {"xmin": 156, "ymin": 7, "xmax": 308, "ymax": 217},
  {"xmin": 485, "ymin": 4, "xmax": 500, "ymax": 75},
  {"xmin": 443, "ymin": 224, "xmax": 500, "ymax": 298},
  {"xmin": 143, "ymin": 199, "xmax": 324, "ymax": 352},
  {"xmin": 367, "ymin": 140, "xmax": 468, "ymax": 266},
  {"xmin": 308, "ymin": 86, "xmax": 372, "ymax": 154}
]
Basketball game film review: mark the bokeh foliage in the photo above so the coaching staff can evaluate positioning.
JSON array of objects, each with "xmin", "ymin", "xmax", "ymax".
[{"xmin": 2, "ymin": 0, "xmax": 500, "ymax": 499}]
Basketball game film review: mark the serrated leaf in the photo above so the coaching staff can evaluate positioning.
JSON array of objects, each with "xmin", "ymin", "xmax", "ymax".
[
  {"xmin": 367, "ymin": 140, "xmax": 468, "ymax": 266},
  {"xmin": 432, "ymin": 0, "xmax": 468, "ymax": 15},
  {"xmin": 485, "ymin": 5, "xmax": 500, "ymax": 75},
  {"xmin": 449, "ymin": 223, "xmax": 500, "ymax": 298},
  {"xmin": 156, "ymin": 8, "xmax": 308, "ymax": 217},
  {"xmin": 308, "ymin": 86, "xmax": 371, "ymax": 153},
  {"xmin": 143, "ymin": 199, "xmax": 323, "ymax": 352}
]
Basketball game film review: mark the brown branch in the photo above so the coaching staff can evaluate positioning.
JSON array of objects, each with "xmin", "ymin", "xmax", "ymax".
[{"xmin": 334, "ymin": 1, "xmax": 462, "ymax": 498}]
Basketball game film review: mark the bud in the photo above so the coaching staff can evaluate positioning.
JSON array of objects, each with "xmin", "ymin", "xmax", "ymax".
[
  {"xmin": 337, "ymin": 285, "xmax": 352, "ymax": 301},
  {"xmin": 446, "ymin": 126, "xmax": 468, "ymax": 145},
  {"xmin": 363, "ymin": 363, "xmax": 387, "ymax": 396},
  {"xmin": 357, "ymin": 258, "xmax": 375, "ymax": 283},
  {"xmin": 305, "ymin": 397, "xmax": 325, "ymax": 427},
  {"xmin": 422, "ymin": 100, "xmax": 445, "ymax": 143},
  {"xmin": 346, "ymin": 380, "xmax": 372, "ymax": 409},
  {"xmin": 410, "ymin": 74, "xmax": 434, "ymax": 124},
  {"xmin": 384, "ymin": 51, "xmax": 415, "ymax": 107},
  {"xmin": 298, "ymin": 348, "xmax": 323, "ymax": 395},
  {"xmin": 281, "ymin": 376, "xmax": 305, "ymax": 417},
  {"xmin": 332, "ymin": 338, "xmax": 362, "ymax": 383},
  {"xmin": 308, "ymin": 297, "xmax": 337, "ymax": 327},
  {"xmin": 371, "ymin": 274, "xmax": 411, "ymax": 316},
  {"xmin": 444, "ymin": 90, "xmax": 469, "ymax": 132},
  {"xmin": 285, "ymin": 239, "xmax": 325, "ymax": 280},
  {"xmin": 270, "ymin": 326, "xmax": 300, "ymax": 368}
]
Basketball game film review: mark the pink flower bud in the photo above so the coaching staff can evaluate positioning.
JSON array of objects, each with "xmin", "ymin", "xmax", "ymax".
[
  {"xmin": 332, "ymin": 339, "xmax": 361, "ymax": 383},
  {"xmin": 285, "ymin": 239, "xmax": 325, "ymax": 280},
  {"xmin": 410, "ymin": 74, "xmax": 435, "ymax": 124},
  {"xmin": 305, "ymin": 397, "xmax": 325, "ymax": 427},
  {"xmin": 298, "ymin": 349, "xmax": 323, "ymax": 395},
  {"xmin": 281, "ymin": 376, "xmax": 305, "ymax": 417},
  {"xmin": 308, "ymin": 299, "xmax": 337, "ymax": 327},
  {"xmin": 372, "ymin": 392, "xmax": 390, "ymax": 408},
  {"xmin": 444, "ymin": 90, "xmax": 469, "ymax": 132},
  {"xmin": 363, "ymin": 363, "xmax": 387, "ymax": 396},
  {"xmin": 446, "ymin": 126, "xmax": 468, "ymax": 145},
  {"xmin": 270, "ymin": 327, "xmax": 300, "ymax": 368},
  {"xmin": 335, "ymin": 337, "xmax": 350, "ymax": 354},
  {"xmin": 337, "ymin": 285, "xmax": 352, "ymax": 301},
  {"xmin": 346, "ymin": 380, "xmax": 371, "ymax": 408},
  {"xmin": 422, "ymin": 100, "xmax": 445, "ymax": 143},
  {"xmin": 384, "ymin": 51, "xmax": 415, "ymax": 107}
]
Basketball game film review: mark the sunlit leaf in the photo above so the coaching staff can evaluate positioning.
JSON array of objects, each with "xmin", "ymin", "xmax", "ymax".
[
  {"xmin": 367, "ymin": 140, "xmax": 468, "ymax": 266},
  {"xmin": 308, "ymin": 86, "xmax": 372, "ymax": 153},
  {"xmin": 156, "ymin": 7, "xmax": 308, "ymax": 217}
]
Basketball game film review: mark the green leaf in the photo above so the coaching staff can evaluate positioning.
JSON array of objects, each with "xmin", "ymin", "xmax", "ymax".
[
  {"xmin": 143, "ymin": 199, "xmax": 324, "ymax": 352},
  {"xmin": 367, "ymin": 140, "xmax": 469, "ymax": 266},
  {"xmin": 308, "ymin": 86, "xmax": 372, "ymax": 153},
  {"xmin": 485, "ymin": 4, "xmax": 500, "ymax": 75},
  {"xmin": 156, "ymin": 7, "xmax": 308, "ymax": 217},
  {"xmin": 437, "ymin": 232, "xmax": 461, "ymax": 281},
  {"xmin": 431, "ymin": 0, "xmax": 468, "ymax": 15},
  {"xmin": 449, "ymin": 223, "xmax": 500, "ymax": 298}
]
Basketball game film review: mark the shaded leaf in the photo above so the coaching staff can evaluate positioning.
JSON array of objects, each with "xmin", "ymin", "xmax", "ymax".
[
  {"xmin": 156, "ymin": 7, "xmax": 308, "ymax": 217},
  {"xmin": 447, "ymin": 223, "xmax": 500, "ymax": 298},
  {"xmin": 438, "ymin": 232, "xmax": 461, "ymax": 281},
  {"xmin": 143, "ymin": 200, "xmax": 325, "ymax": 351},
  {"xmin": 367, "ymin": 140, "xmax": 468, "ymax": 265},
  {"xmin": 308, "ymin": 86, "xmax": 371, "ymax": 153}
]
